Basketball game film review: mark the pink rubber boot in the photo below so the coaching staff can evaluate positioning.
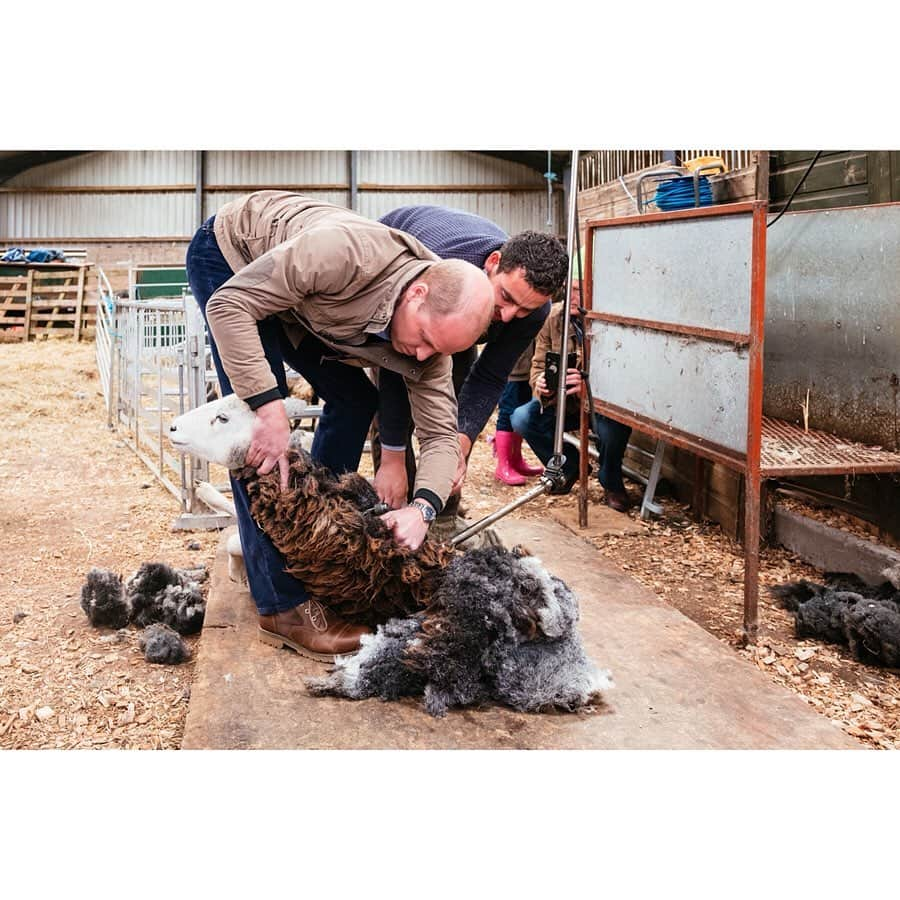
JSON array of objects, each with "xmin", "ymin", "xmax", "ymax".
[
  {"xmin": 493, "ymin": 431, "xmax": 527, "ymax": 485},
  {"xmin": 506, "ymin": 431, "xmax": 544, "ymax": 477}
]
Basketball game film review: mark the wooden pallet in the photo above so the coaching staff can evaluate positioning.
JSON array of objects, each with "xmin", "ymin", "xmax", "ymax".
[{"xmin": 0, "ymin": 262, "xmax": 97, "ymax": 341}]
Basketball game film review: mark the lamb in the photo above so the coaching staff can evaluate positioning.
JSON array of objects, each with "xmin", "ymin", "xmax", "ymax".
[
  {"xmin": 306, "ymin": 546, "xmax": 613, "ymax": 717},
  {"xmin": 771, "ymin": 568, "xmax": 900, "ymax": 669}
]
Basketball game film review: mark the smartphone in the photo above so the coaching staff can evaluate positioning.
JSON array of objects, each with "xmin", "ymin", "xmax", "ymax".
[{"xmin": 544, "ymin": 351, "xmax": 578, "ymax": 393}]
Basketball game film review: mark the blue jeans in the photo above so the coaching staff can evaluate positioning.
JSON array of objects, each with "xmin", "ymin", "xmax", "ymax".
[
  {"xmin": 510, "ymin": 400, "xmax": 631, "ymax": 492},
  {"xmin": 185, "ymin": 216, "xmax": 378, "ymax": 614},
  {"xmin": 496, "ymin": 380, "xmax": 532, "ymax": 432}
]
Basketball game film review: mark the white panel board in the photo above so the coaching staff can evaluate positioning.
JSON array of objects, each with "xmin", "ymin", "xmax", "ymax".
[
  {"xmin": 592, "ymin": 211, "xmax": 754, "ymax": 334},
  {"xmin": 589, "ymin": 321, "xmax": 749, "ymax": 454}
]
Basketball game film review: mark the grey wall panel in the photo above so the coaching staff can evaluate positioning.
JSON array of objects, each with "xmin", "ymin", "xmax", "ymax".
[
  {"xmin": 360, "ymin": 191, "xmax": 561, "ymax": 237},
  {"xmin": 358, "ymin": 150, "xmax": 543, "ymax": 186},
  {"xmin": 0, "ymin": 192, "xmax": 195, "ymax": 238},
  {"xmin": 589, "ymin": 321, "xmax": 750, "ymax": 454},
  {"xmin": 764, "ymin": 203, "xmax": 900, "ymax": 450},
  {"xmin": 7, "ymin": 151, "xmax": 194, "ymax": 187},
  {"xmin": 1, "ymin": 150, "xmax": 560, "ymax": 240},
  {"xmin": 205, "ymin": 151, "xmax": 349, "ymax": 185},
  {"xmin": 591, "ymin": 211, "xmax": 755, "ymax": 334}
]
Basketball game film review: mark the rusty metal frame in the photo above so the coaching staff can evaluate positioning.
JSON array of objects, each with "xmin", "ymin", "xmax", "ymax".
[
  {"xmin": 582, "ymin": 201, "xmax": 768, "ymax": 642},
  {"xmin": 584, "ymin": 311, "xmax": 751, "ymax": 348}
]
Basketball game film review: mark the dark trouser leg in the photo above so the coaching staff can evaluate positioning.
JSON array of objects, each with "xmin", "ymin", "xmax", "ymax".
[
  {"xmin": 496, "ymin": 380, "xmax": 532, "ymax": 433},
  {"xmin": 186, "ymin": 218, "xmax": 307, "ymax": 616},
  {"xmin": 511, "ymin": 400, "xmax": 579, "ymax": 478},
  {"xmin": 279, "ymin": 334, "xmax": 377, "ymax": 475},
  {"xmin": 594, "ymin": 415, "xmax": 632, "ymax": 493},
  {"xmin": 370, "ymin": 345, "xmax": 478, "ymax": 514},
  {"xmin": 436, "ymin": 347, "xmax": 479, "ymax": 518}
]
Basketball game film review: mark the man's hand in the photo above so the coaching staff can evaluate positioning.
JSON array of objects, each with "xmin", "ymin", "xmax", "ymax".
[
  {"xmin": 536, "ymin": 369, "xmax": 582, "ymax": 398},
  {"xmin": 247, "ymin": 399, "xmax": 290, "ymax": 490},
  {"xmin": 374, "ymin": 447, "xmax": 410, "ymax": 509},
  {"xmin": 564, "ymin": 367, "xmax": 583, "ymax": 396},
  {"xmin": 380, "ymin": 505, "xmax": 430, "ymax": 551}
]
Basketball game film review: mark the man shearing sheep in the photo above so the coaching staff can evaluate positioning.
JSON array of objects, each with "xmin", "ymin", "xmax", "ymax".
[{"xmin": 186, "ymin": 191, "xmax": 493, "ymax": 661}]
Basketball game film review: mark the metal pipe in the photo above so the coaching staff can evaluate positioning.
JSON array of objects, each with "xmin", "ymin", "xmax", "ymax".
[
  {"xmin": 450, "ymin": 482, "xmax": 549, "ymax": 546},
  {"xmin": 195, "ymin": 150, "xmax": 205, "ymax": 229},
  {"xmin": 552, "ymin": 149, "xmax": 580, "ymax": 459},
  {"xmin": 349, "ymin": 151, "xmax": 359, "ymax": 211},
  {"xmin": 545, "ymin": 149, "xmax": 553, "ymax": 227}
]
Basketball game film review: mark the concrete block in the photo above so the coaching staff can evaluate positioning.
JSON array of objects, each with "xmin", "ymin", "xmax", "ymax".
[{"xmin": 774, "ymin": 504, "xmax": 900, "ymax": 586}]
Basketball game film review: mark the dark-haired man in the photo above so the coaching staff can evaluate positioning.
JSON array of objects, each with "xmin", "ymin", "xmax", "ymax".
[{"xmin": 373, "ymin": 205, "xmax": 569, "ymax": 514}]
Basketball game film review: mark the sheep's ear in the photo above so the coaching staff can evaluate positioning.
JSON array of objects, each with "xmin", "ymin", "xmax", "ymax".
[{"xmin": 283, "ymin": 397, "xmax": 308, "ymax": 419}]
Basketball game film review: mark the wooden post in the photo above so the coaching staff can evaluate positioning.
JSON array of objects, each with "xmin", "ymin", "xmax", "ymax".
[
  {"xmin": 74, "ymin": 265, "xmax": 87, "ymax": 341},
  {"xmin": 692, "ymin": 455, "xmax": 706, "ymax": 521},
  {"xmin": 23, "ymin": 269, "xmax": 34, "ymax": 341}
]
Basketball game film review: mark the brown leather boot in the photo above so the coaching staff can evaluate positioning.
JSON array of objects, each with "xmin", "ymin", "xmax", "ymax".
[
  {"xmin": 258, "ymin": 600, "xmax": 371, "ymax": 662},
  {"xmin": 604, "ymin": 490, "xmax": 631, "ymax": 513}
]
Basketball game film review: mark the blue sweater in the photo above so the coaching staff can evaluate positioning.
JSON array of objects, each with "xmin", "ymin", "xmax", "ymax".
[{"xmin": 378, "ymin": 205, "xmax": 550, "ymax": 445}]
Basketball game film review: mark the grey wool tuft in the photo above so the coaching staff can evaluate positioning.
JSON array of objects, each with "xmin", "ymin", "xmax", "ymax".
[
  {"xmin": 139, "ymin": 623, "xmax": 190, "ymax": 664},
  {"xmin": 771, "ymin": 573, "xmax": 900, "ymax": 668},
  {"xmin": 80, "ymin": 568, "xmax": 130, "ymax": 629}
]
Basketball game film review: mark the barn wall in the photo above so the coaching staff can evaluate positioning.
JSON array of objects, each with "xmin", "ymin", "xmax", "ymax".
[
  {"xmin": 0, "ymin": 150, "xmax": 563, "ymax": 292},
  {"xmin": 0, "ymin": 149, "xmax": 562, "ymax": 242}
]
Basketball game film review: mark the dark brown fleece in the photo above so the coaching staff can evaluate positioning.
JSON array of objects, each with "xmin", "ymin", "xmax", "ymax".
[{"xmin": 239, "ymin": 451, "xmax": 456, "ymax": 626}]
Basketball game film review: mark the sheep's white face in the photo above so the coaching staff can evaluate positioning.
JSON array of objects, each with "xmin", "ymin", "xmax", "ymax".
[
  {"xmin": 169, "ymin": 395, "xmax": 312, "ymax": 468},
  {"xmin": 169, "ymin": 395, "xmax": 256, "ymax": 467}
]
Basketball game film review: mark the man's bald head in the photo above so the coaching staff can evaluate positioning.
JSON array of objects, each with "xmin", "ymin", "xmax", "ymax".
[{"xmin": 390, "ymin": 260, "xmax": 494, "ymax": 361}]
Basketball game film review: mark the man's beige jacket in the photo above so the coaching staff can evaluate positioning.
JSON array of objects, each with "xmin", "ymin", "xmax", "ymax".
[{"xmin": 207, "ymin": 191, "xmax": 458, "ymax": 504}]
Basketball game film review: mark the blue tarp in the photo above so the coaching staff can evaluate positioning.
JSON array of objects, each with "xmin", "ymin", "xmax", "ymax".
[{"xmin": 1, "ymin": 247, "xmax": 68, "ymax": 263}]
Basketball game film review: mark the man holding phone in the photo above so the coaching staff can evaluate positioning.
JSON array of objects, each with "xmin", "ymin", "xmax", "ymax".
[{"xmin": 510, "ymin": 258, "xmax": 632, "ymax": 510}]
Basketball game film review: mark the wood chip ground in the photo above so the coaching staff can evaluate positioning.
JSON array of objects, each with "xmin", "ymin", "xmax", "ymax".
[{"xmin": 2, "ymin": 340, "xmax": 896, "ymax": 749}]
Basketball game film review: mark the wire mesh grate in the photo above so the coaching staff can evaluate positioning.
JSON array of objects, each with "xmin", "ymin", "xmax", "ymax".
[{"xmin": 760, "ymin": 417, "xmax": 900, "ymax": 476}]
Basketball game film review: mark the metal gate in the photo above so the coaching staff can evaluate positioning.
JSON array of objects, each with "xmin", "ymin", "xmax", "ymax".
[{"xmin": 96, "ymin": 289, "xmax": 232, "ymax": 528}]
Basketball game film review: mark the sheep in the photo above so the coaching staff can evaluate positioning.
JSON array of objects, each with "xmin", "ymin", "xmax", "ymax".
[
  {"xmin": 167, "ymin": 396, "xmax": 490, "ymax": 624},
  {"xmin": 306, "ymin": 546, "xmax": 613, "ymax": 717},
  {"xmin": 238, "ymin": 448, "xmax": 454, "ymax": 624},
  {"xmin": 168, "ymin": 397, "xmax": 613, "ymax": 714},
  {"xmin": 771, "ymin": 570, "xmax": 900, "ymax": 668},
  {"xmin": 167, "ymin": 394, "xmax": 312, "ymax": 468}
]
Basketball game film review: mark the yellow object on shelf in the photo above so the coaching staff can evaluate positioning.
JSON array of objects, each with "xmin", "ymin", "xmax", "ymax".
[{"xmin": 683, "ymin": 155, "xmax": 727, "ymax": 174}]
